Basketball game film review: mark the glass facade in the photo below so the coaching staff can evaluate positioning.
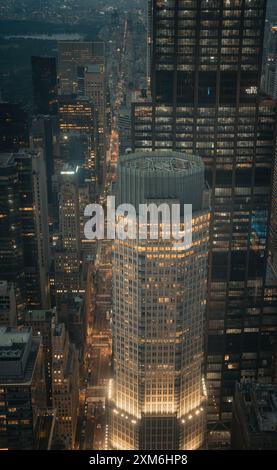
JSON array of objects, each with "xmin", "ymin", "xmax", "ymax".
[
  {"xmin": 31, "ymin": 56, "xmax": 57, "ymax": 115},
  {"xmin": 132, "ymin": 0, "xmax": 277, "ymax": 428},
  {"xmin": 0, "ymin": 152, "xmax": 50, "ymax": 312}
]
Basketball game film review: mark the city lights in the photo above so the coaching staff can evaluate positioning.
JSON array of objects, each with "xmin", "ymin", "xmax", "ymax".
[{"xmin": 0, "ymin": 0, "xmax": 277, "ymax": 458}]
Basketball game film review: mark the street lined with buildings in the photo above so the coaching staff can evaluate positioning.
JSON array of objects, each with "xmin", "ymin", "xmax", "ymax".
[{"xmin": 1, "ymin": 0, "xmax": 277, "ymax": 454}]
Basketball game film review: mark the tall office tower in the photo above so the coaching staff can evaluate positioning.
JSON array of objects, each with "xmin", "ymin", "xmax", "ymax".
[
  {"xmin": 0, "ymin": 281, "xmax": 16, "ymax": 326},
  {"xmin": 0, "ymin": 152, "xmax": 50, "ymax": 314},
  {"xmin": 262, "ymin": 25, "xmax": 277, "ymax": 99},
  {"xmin": 0, "ymin": 327, "xmax": 46, "ymax": 450},
  {"xmin": 110, "ymin": 151, "xmax": 210, "ymax": 450},
  {"xmin": 0, "ymin": 154, "xmax": 25, "ymax": 323},
  {"xmin": 81, "ymin": 63, "xmax": 107, "ymax": 182},
  {"xmin": 58, "ymin": 42, "xmax": 105, "ymax": 95},
  {"xmin": 54, "ymin": 164, "xmax": 81, "ymax": 303},
  {"xmin": 15, "ymin": 151, "xmax": 50, "ymax": 310},
  {"xmin": 58, "ymin": 95, "xmax": 98, "ymax": 180},
  {"xmin": 58, "ymin": 164, "xmax": 81, "ymax": 256},
  {"xmin": 0, "ymin": 154, "xmax": 24, "ymax": 287},
  {"xmin": 0, "ymin": 102, "xmax": 29, "ymax": 152},
  {"xmin": 31, "ymin": 56, "xmax": 57, "ymax": 115},
  {"xmin": 132, "ymin": 0, "xmax": 277, "ymax": 434},
  {"xmin": 231, "ymin": 383, "xmax": 277, "ymax": 449},
  {"xmin": 58, "ymin": 41, "xmax": 107, "ymax": 183},
  {"xmin": 270, "ymin": 150, "xmax": 277, "ymax": 272},
  {"xmin": 118, "ymin": 108, "xmax": 132, "ymax": 155},
  {"xmin": 25, "ymin": 309, "xmax": 56, "ymax": 407},
  {"xmin": 30, "ymin": 115, "xmax": 59, "ymax": 205},
  {"xmin": 52, "ymin": 323, "xmax": 79, "ymax": 449}
]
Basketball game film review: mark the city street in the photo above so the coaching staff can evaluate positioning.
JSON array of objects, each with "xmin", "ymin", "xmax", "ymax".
[{"xmin": 76, "ymin": 14, "xmax": 130, "ymax": 451}]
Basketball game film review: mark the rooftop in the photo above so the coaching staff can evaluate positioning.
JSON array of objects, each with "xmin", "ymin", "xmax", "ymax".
[
  {"xmin": 238, "ymin": 383, "xmax": 277, "ymax": 433},
  {"xmin": 0, "ymin": 327, "xmax": 41, "ymax": 384},
  {"xmin": 25, "ymin": 309, "xmax": 56, "ymax": 323},
  {"xmin": 120, "ymin": 151, "xmax": 203, "ymax": 174},
  {"xmin": 85, "ymin": 64, "xmax": 103, "ymax": 74},
  {"xmin": 0, "ymin": 326, "xmax": 30, "ymax": 349},
  {"xmin": 60, "ymin": 163, "xmax": 79, "ymax": 175}
]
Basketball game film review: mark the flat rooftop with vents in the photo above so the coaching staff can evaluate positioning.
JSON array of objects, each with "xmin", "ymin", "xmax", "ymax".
[{"xmin": 0, "ymin": 326, "xmax": 41, "ymax": 385}]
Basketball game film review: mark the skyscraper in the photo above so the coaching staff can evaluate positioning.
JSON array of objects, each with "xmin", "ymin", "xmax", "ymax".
[
  {"xmin": 0, "ymin": 151, "xmax": 50, "ymax": 313},
  {"xmin": 58, "ymin": 95, "xmax": 99, "ymax": 181},
  {"xmin": 81, "ymin": 63, "xmax": 107, "ymax": 182},
  {"xmin": 262, "ymin": 23, "xmax": 277, "ymax": 99},
  {"xmin": 0, "ymin": 154, "xmax": 24, "ymax": 288},
  {"xmin": 58, "ymin": 42, "xmax": 105, "ymax": 95},
  {"xmin": 0, "ymin": 103, "xmax": 29, "ymax": 152},
  {"xmin": 24, "ymin": 309, "xmax": 56, "ymax": 407},
  {"xmin": 109, "ymin": 151, "xmax": 210, "ymax": 450},
  {"xmin": 270, "ymin": 137, "xmax": 277, "ymax": 272},
  {"xmin": 132, "ymin": 0, "xmax": 277, "ymax": 433},
  {"xmin": 0, "ymin": 327, "xmax": 46, "ymax": 450},
  {"xmin": 31, "ymin": 56, "xmax": 57, "ymax": 115},
  {"xmin": 54, "ymin": 164, "xmax": 81, "ymax": 303},
  {"xmin": 30, "ymin": 115, "xmax": 59, "ymax": 205},
  {"xmin": 51, "ymin": 323, "xmax": 79, "ymax": 449},
  {"xmin": 15, "ymin": 150, "xmax": 50, "ymax": 310},
  {"xmin": 58, "ymin": 41, "xmax": 107, "ymax": 184}
]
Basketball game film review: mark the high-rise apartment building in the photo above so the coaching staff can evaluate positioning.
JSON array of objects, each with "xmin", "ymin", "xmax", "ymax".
[
  {"xmin": 132, "ymin": 0, "xmax": 277, "ymax": 432},
  {"xmin": 31, "ymin": 56, "xmax": 57, "ymax": 115},
  {"xmin": 0, "ymin": 327, "xmax": 46, "ymax": 450},
  {"xmin": 109, "ymin": 151, "xmax": 210, "ymax": 450},
  {"xmin": 52, "ymin": 323, "xmax": 79, "ymax": 449}
]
